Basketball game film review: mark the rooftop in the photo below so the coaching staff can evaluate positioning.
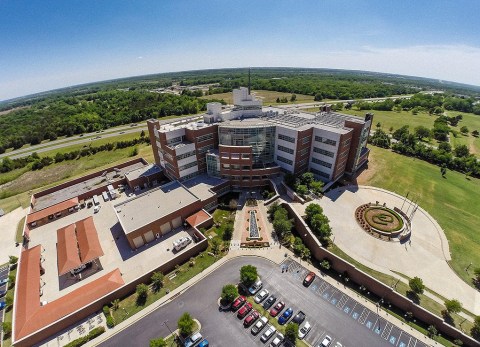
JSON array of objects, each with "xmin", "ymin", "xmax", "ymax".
[
  {"xmin": 114, "ymin": 181, "xmax": 200, "ymax": 234},
  {"xmin": 124, "ymin": 163, "xmax": 162, "ymax": 182},
  {"xmin": 181, "ymin": 174, "xmax": 227, "ymax": 202},
  {"xmin": 32, "ymin": 160, "xmax": 147, "ymax": 212}
]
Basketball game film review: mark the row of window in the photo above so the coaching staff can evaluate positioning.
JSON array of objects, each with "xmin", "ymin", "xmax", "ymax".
[
  {"xmin": 339, "ymin": 149, "xmax": 349, "ymax": 159},
  {"xmin": 222, "ymin": 164, "xmax": 250, "ymax": 170},
  {"xmin": 179, "ymin": 161, "xmax": 198, "ymax": 172},
  {"xmin": 176, "ymin": 150, "xmax": 197, "ymax": 161},
  {"xmin": 277, "ymin": 145, "xmax": 294, "ymax": 154},
  {"xmin": 311, "ymin": 157, "xmax": 332, "ymax": 169},
  {"xmin": 197, "ymin": 133, "xmax": 214, "ymax": 142},
  {"xmin": 278, "ymin": 133, "xmax": 295, "ymax": 143},
  {"xmin": 166, "ymin": 136, "xmax": 183, "ymax": 146},
  {"xmin": 298, "ymin": 147, "xmax": 309, "ymax": 156},
  {"xmin": 301, "ymin": 136, "xmax": 311, "ymax": 145},
  {"xmin": 181, "ymin": 171, "xmax": 199, "ymax": 181},
  {"xmin": 277, "ymin": 155, "xmax": 293, "ymax": 165},
  {"xmin": 313, "ymin": 147, "xmax": 335, "ymax": 158},
  {"xmin": 310, "ymin": 167, "xmax": 330, "ymax": 178},
  {"xmin": 314, "ymin": 136, "xmax": 337, "ymax": 147},
  {"xmin": 197, "ymin": 143, "xmax": 215, "ymax": 154},
  {"xmin": 220, "ymin": 152, "xmax": 250, "ymax": 160},
  {"xmin": 342, "ymin": 138, "xmax": 351, "ymax": 147}
]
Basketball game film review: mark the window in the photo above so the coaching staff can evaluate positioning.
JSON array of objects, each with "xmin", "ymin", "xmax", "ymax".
[
  {"xmin": 178, "ymin": 161, "xmax": 197, "ymax": 171},
  {"xmin": 277, "ymin": 155, "xmax": 293, "ymax": 165},
  {"xmin": 313, "ymin": 147, "xmax": 334, "ymax": 158},
  {"xmin": 242, "ymin": 154, "xmax": 250, "ymax": 159},
  {"xmin": 176, "ymin": 150, "xmax": 196, "ymax": 161},
  {"xmin": 339, "ymin": 150, "xmax": 349, "ymax": 159},
  {"xmin": 315, "ymin": 136, "xmax": 336, "ymax": 146},
  {"xmin": 311, "ymin": 157, "xmax": 332, "ymax": 168},
  {"xmin": 221, "ymin": 152, "xmax": 229, "ymax": 159},
  {"xmin": 278, "ymin": 134, "xmax": 295, "ymax": 143},
  {"xmin": 298, "ymin": 147, "xmax": 309, "ymax": 156},
  {"xmin": 297, "ymin": 158, "xmax": 308, "ymax": 167},
  {"xmin": 242, "ymin": 166, "xmax": 250, "ymax": 170},
  {"xmin": 301, "ymin": 136, "xmax": 311, "ymax": 145},
  {"xmin": 310, "ymin": 168, "xmax": 330, "ymax": 178},
  {"xmin": 181, "ymin": 171, "xmax": 199, "ymax": 181},
  {"xmin": 197, "ymin": 143, "xmax": 214, "ymax": 154},
  {"xmin": 197, "ymin": 133, "xmax": 214, "ymax": 142},
  {"xmin": 277, "ymin": 145, "xmax": 294, "ymax": 154},
  {"xmin": 166, "ymin": 136, "xmax": 183, "ymax": 146},
  {"xmin": 342, "ymin": 138, "xmax": 351, "ymax": 146},
  {"xmin": 231, "ymin": 153, "xmax": 240, "ymax": 159},
  {"xmin": 222, "ymin": 164, "xmax": 230, "ymax": 169}
]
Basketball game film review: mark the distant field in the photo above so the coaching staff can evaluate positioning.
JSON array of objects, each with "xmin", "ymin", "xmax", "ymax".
[
  {"xmin": 445, "ymin": 110, "xmax": 480, "ymax": 155},
  {"xmin": 202, "ymin": 89, "xmax": 314, "ymax": 105},
  {"xmin": 358, "ymin": 146, "xmax": 480, "ymax": 286}
]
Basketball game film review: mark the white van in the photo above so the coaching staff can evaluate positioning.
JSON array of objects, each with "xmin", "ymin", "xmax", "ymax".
[
  {"xmin": 92, "ymin": 195, "xmax": 100, "ymax": 206},
  {"xmin": 173, "ymin": 236, "xmax": 192, "ymax": 251}
]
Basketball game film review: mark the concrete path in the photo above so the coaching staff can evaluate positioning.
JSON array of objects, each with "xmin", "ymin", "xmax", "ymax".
[
  {"xmin": 0, "ymin": 206, "xmax": 26, "ymax": 264},
  {"xmin": 298, "ymin": 185, "xmax": 480, "ymax": 316}
]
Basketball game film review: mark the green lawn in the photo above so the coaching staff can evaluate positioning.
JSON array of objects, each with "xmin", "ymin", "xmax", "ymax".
[
  {"xmin": 360, "ymin": 146, "xmax": 480, "ymax": 287},
  {"xmin": 445, "ymin": 110, "xmax": 480, "ymax": 156},
  {"xmin": 202, "ymin": 89, "xmax": 314, "ymax": 105}
]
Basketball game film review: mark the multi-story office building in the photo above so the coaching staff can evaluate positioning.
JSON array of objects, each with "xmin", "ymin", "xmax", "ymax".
[{"xmin": 148, "ymin": 87, "xmax": 373, "ymax": 188}]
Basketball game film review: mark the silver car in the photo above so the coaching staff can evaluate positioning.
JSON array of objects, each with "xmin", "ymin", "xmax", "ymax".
[
  {"xmin": 298, "ymin": 321, "xmax": 311, "ymax": 339},
  {"xmin": 260, "ymin": 325, "xmax": 276, "ymax": 343}
]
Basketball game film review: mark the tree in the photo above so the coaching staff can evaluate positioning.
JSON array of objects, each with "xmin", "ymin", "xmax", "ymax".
[
  {"xmin": 392, "ymin": 125, "xmax": 409, "ymax": 141},
  {"xmin": 151, "ymin": 271, "xmax": 165, "ymax": 292},
  {"xmin": 472, "ymin": 315, "xmax": 480, "ymax": 336},
  {"xmin": 296, "ymin": 184, "xmax": 308, "ymax": 197},
  {"xmin": 414, "ymin": 126, "xmax": 432, "ymax": 140},
  {"xmin": 276, "ymin": 97, "xmax": 280, "ymax": 103},
  {"xmin": 460, "ymin": 126, "xmax": 469, "ymax": 135},
  {"xmin": 305, "ymin": 203, "xmax": 323, "ymax": 223},
  {"xmin": 273, "ymin": 218, "xmax": 293, "ymax": 239},
  {"xmin": 454, "ymin": 145, "xmax": 469, "ymax": 158},
  {"xmin": 221, "ymin": 284, "xmax": 238, "ymax": 304},
  {"xmin": 300, "ymin": 172, "xmax": 315, "ymax": 187},
  {"xmin": 285, "ymin": 322, "xmax": 298, "ymax": 343},
  {"xmin": 389, "ymin": 126, "xmax": 394, "ymax": 133},
  {"xmin": 438, "ymin": 142, "xmax": 452, "ymax": 153},
  {"xmin": 267, "ymin": 201, "xmax": 281, "ymax": 220},
  {"xmin": 177, "ymin": 312, "xmax": 195, "ymax": 336},
  {"xmin": 472, "ymin": 130, "xmax": 479, "ymax": 137},
  {"xmin": 240, "ymin": 265, "xmax": 258, "ymax": 287},
  {"xmin": 427, "ymin": 324, "xmax": 438, "ymax": 338},
  {"xmin": 310, "ymin": 214, "xmax": 332, "ymax": 240},
  {"xmin": 444, "ymin": 299, "xmax": 462, "ymax": 314},
  {"xmin": 290, "ymin": 94, "xmax": 297, "ymax": 102},
  {"xmin": 149, "ymin": 338, "xmax": 167, "ymax": 347},
  {"xmin": 2, "ymin": 322, "xmax": 12, "ymax": 337},
  {"xmin": 9, "ymin": 255, "xmax": 18, "ymax": 265},
  {"xmin": 310, "ymin": 180, "xmax": 324, "ymax": 195},
  {"xmin": 223, "ymin": 224, "xmax": 233, "ymax": 241},
  {"xmin": 409, "ymin": 277, "xmax": 425, "ymax": 295},
  {"xmin": 136, "ymin": 283, "xmax": 149, "ymax": 304},
  {"xmin": 211, "ymin": 238, "xmax": 221, "ymax": 255},
  {"xmin": 140, "ymin": 129, "xmax": 146, "ymax": 138},
  {"xmin": 320, "ymin": 259, "xmax": 331, "ymax": 270},
  {"xmin": 111, "ymin": 299, "xmax": 120, "ymax": 311},
  {"xmin": 376, "ymin": 122, "xmax": 381, "ymax": 129}
]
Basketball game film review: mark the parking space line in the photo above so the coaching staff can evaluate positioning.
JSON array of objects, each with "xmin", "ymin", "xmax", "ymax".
[
  {"xmin": 317, "ymin": 281, "xmax": 329, "ymax": 294},
  {"xmin": 381, "ymin": 322, "xmax": 393, "ymax": 339},
  {"xmin": 408, "ymin": 337, "xmax": 417, "ymax": 347},
  {"xmin": 397, "ymin": 331, "xmax": 403, "ymax": 346},
  {"xmin": 358, "ymin": 308, "xmax": 369, "ymax": 324},
  {"xmin": 336, "ymin": 294, "xmax": 348, "ymax": 309},
  {"xmin": 345, "ymin": 301, "xmax": 357, "ymax": 316}
]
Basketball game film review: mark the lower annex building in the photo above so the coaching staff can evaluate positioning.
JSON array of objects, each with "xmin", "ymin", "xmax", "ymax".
[{"xmin": 148, "ymin": 86, "xmax": 373, "ymax": 188}]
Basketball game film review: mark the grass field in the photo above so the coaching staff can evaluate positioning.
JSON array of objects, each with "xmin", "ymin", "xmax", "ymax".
[
  {"xmin": 0, "ymin": 143, "xmax": 154, "ymax": 212},
  {"xmin": 445, "ymin": 110, "xmax": 480, "ymax": 156},
  {"xmin": 358, "ymin": 146, "xmax": 480, "ymax": 286},
  {"xmin": 202, "ymin": 89, "xmax": 314, "ymax": 105}
]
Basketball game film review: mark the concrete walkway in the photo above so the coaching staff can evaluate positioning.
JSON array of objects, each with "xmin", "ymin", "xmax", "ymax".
[
  {"xmin": 295, "ymin": 185, "xmax": 480, "ymax": 316},
  {"xmin": 0, "ymin": 206, "xmax": 26, "ymax": 264}
]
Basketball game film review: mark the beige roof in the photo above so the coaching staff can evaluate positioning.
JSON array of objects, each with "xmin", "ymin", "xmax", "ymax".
[{"xmin": 115, "ymin": 181, "xmax": 200, "ymax": 234}]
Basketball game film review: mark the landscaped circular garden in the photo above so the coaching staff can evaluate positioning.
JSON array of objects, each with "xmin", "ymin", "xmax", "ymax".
[
  {"xmin": 355, "ymin": 203, "xmax": 408, "ymax": 241},
  {"xmin": 364, "ymin": 207, "xmax": 404, "ymax": 232}
]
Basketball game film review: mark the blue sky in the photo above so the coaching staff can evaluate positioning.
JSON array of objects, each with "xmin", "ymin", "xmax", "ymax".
[{"xmin": 1, "ymin": 0, "xmax": 480, "ymax": 100}]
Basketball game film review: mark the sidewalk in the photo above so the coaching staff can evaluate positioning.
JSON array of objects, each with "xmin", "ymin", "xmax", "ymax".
[{"xmin": 84, "ymin": 246, "xmax": 437, "ymax": 347}]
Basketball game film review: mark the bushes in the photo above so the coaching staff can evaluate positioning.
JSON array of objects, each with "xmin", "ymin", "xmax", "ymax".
[
  {"xmin": 64, "ymin": 326, "xmax": 105, "ymax": 347},
  {"xmin": 177, "ymin": 312, "xmax": 195, "ymax": 337},
  {"xmin": 103, "ymin": 305, "xmax": 115, "ymax": 328},
  {"xmin": 2, "ymin": 322, "xmax": 12, "ymax": 338}
]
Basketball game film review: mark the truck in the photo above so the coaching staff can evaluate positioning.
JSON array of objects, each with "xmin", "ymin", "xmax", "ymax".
[
  {"xmin": 102, "ymin": 191, "xmax": 109, "ymax": 202},
  {"xmin": 107, "ymin": 184, "xmax": 117, "ymax": 199},
  {"xmin": 92, "ymin": 195, "xmax": 100, "ymax": 206}
]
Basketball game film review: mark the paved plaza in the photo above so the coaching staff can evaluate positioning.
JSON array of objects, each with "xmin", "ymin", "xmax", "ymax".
[{"xmin": 294, "ymin": 185, "xmax": 480, "ymax": 315}]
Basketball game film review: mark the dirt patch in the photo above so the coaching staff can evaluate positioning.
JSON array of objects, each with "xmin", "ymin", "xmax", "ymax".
[{"xmin": 0, "ymin": 105, "xmax": 30, "ymax": 116}]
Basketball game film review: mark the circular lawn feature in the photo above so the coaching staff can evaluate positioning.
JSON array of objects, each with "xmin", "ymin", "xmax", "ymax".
[{"xmin": 364, "ymin": 207, "xmax": 404, "ymax": 233}]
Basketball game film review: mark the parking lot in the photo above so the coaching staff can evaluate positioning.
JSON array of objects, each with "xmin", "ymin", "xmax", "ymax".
[{"xmin": 0, "ymin": 263, "xmax": 9, "ymax": 325}]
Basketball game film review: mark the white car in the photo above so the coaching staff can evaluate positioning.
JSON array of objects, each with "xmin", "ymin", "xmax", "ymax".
[
  {"xmin": 93, "ymin": 205, "xmax": 101, "ymax": 213},
  {"xmin": 251, "ymin": 316, "xmax": 268, "ymax": 335},
  {"xmin": 173, "ymin": 236, "xmax": 192, "ymax": 251},
  {"xmin": 184, "ymin": 332, "xmax": 202, "ymax": 347},
  {"xmin": 270, "ymin": 332, "xmax": 284, "ymax": 347},
  {"xmin": 260, "ymin": 325, "xmax": 276, "ymax": 343},
  {"xmin": 254, "ymin": 289, "xmax": 269, "ymax": 303},
  {"xmin": 319, "ymin": 335, "xmax": 332, "ymax": 347},
  {"xmin": 298, "ymin": 321, "xmax": 311, "ymax": 339},
  {"xmin": 248, "ymin": 279, "xmax": 263, "ymax": 295}
]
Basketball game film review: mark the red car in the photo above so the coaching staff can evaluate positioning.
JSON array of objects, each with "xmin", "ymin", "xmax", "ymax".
[
  {"xmin": 231, "ymin": 296, "xmax": 246, "ymax": 311},
  {"xmin": 243, "ymin": 310, "xmax": 259, "ymax": 327},
  {"xmin": 269, "ymin": 301, "xmax": 285, "ymax": 317},
  {"xmin": 237, "ymin": 302, "xmax": 253, "ymax": 318},
  {"xmin": 303, "ymin": 272, "xmax": 316, "ymax": 287}
]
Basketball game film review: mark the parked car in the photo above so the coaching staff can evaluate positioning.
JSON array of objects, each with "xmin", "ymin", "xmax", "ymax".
[
  {"xmin": 184, "ymin": 332, "xmax": 203, "ymax": 347},
  {"xmin": 251, "ymin": 316, "xmax": 268, "ymax": 335},
  {"xmin": 237, "ymin": 302, "xmax": 253, "ymax": 318},
  {"xmin": 254, "ymin": 289, "xmax": 269, "ymax": 303},
  {"xmin": 270, "ymin": 332, "xmax": 284, "ymax": 347},
  {"xmin": 262, "ymin": 295, "xmax": 276, "ymax": 309},
  {"xmin": 231, "ymin": 295, "xmax": 246, "ymax": 311},
  {"xmin": 278, "ymin": 307, "xmax": 293, "ymax": 325},
  {"xmin": 292, "ymin": 310, "xmax": 306, "ymax": 324},
  {"xmin": 269, "ymin": 301, "xmax": 285, "ymax": 317},
  {"xmin": 303, "ymin": 271, "xmax": 316, "ymax": 287},
  {"xmin": 243, "ymin": 310, "xmax": 259, "ymax": 327},
  {"xmin": 198, "ymin": 340, "xmax": 209, "ymax": 347},
  {"xmin": 93, "ymin": 205, "xmax": 101, "ymax": 213},
  {"xmin": 260, "ymin": 325, "xmax": 276, "ymax": 343},
  {"xmin": 248, "ymin": 279, "xmax": 263, "ymax": 295},
  {"xmin": 319, "ymin": 335, "xmax": 332, "ymax": 347},
  {"xmin": 0, "ymin": 289, "xmax": 6, "ymax": 297},
  {"xmin": 173, "ymin": 236, "xmax": 192, "ymax": 251},
  {"xmin": 0, "ymin": 301, "xmax": 6, "ymax": 310},
  {"xmin": 298, "ymin": 321, "xmax": 311, "ymax": 339},
  {"xmin": 0, "ymin": 278, "xmax": 9, "ymax": 286}
]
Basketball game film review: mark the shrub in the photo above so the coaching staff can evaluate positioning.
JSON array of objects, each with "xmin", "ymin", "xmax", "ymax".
[
  {"xmin": 150, "ymin": 338, "xmax": 167, "ymax": 347},
  {"xmin": 177, "ymin": 312, "xmax": 194, "ymax": 336},
  {"xmin": 2, "ymin": 322, "xmax": 12, "ymax": 337},
  {"xmin": 320, "ymin": 259, "xmax": 331, "ymax": 270},
  {"xmin": 444, "ymin": 299, "xmax": 462, "ymax": 314},
  {"xmin": 106, "ymin": 315, "xmax": 115, "ymax": 328},
  {"xmin": 151, "ymin": 272, "xmax": 165, "ymax": 292},
  {"xmin": 409, "ymin": 277, "xmax": 425, "ymax": 295},
  {"xmin": 136, "ymin": 283, "xmax": 149, "ymax": 305},
  {"xmin": 9, "ymin": 255, "xmax": 18, "ymax": 264},
  {"xmin": 285, "ymin": 322, "xmax": 298, "ymax": 343},
  {"xmin": 103, "ymin": 305, "xmax": 110, "ymax": 317}
]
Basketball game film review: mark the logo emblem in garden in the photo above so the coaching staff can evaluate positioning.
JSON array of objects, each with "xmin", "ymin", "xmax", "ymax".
[{"xmin": 355, "ymin": 203, "xmax": 410, "ymax": 241}]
